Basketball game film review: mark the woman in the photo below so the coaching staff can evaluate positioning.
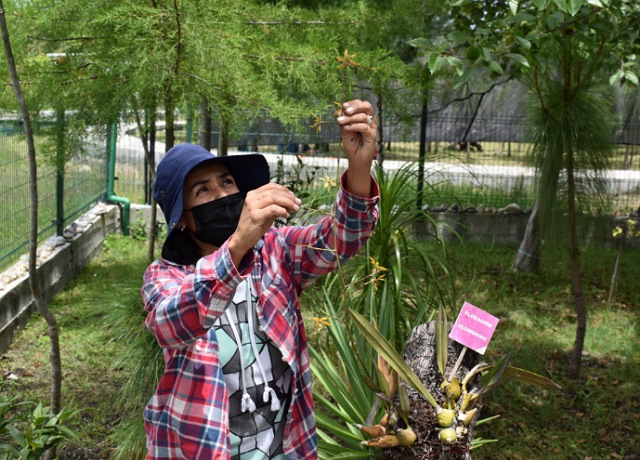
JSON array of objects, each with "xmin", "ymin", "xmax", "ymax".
[{"xmin": 142, "ymin": 100, "xmax": 379, "ymax": 459}]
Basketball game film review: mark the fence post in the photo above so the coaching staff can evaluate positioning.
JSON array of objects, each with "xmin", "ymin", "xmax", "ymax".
[
  {"xmin": 106, "ymin": 120, "xmax": 131, "ymax": 235},
  {"xmin": 55, "ymin": 107, "xmax": 65, "ymax": 236}
]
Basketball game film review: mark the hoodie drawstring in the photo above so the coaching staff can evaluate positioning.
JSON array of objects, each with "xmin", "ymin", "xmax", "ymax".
[
  {"xmin": 226, "ymin": 279, "xmax": 280, "ymax": 413},
  {"xmin": 225, "ymin": 307, "xmax": 256, "ymax": 413},
  {"xmin": 246, "ymin": 280, "xmax": 281, "ymax": 412}
]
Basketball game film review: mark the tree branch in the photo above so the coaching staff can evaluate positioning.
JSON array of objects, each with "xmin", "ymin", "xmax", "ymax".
[{"xmin": 429, "ymin": 76, "xmax": 514, "ymax": 114}]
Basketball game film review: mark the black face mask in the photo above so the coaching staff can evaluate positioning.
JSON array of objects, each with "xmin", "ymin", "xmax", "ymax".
[{"xmin": 187, "ymin": 192, "xmax": 245, "ymax": 247}]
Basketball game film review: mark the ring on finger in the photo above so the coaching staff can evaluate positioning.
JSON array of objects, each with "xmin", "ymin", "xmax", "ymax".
[{"xmin": 367, "ymin": 115, "xmax": 374, "ymax": 127}]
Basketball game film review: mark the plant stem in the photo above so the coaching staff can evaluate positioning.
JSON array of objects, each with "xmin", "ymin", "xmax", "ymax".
[
  {"xmin": 448, "ymin": 346, "xmax": 468, "ymax": 381},
  {"xmin": 607, "ymin": 236, "xmax": 624, "ymax": 305}
]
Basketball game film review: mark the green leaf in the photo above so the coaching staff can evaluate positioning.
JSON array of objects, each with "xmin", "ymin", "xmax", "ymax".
[
  {"xmin": 609, "ymin": 69, "xmax": 625, "ymax": 86},
  {"xmin": 407, "ymin": 37, "xmax": 436, "ymax": 51},
  {"xmin": 474, "ymin": 415, "xmax": 502, "ymax": 427},
  {"xmin": 505, "ymin": 52, "xmax": 530, "ymax": 67},
  {"xmin": 436, "ymin": 305, "xmax": 448, "ymax": 377},
  {"xmin": 477, "ymin": 354, "xmax": 510, "ymax": 395},
  {"xmin": 359, "ymin": 372, "xmax": 379, "ymax": 394},
  {"xmin": 552, "ymin": 0, "xmax": 569, "ymax": 12},
  {"xmin": 500, "ymin": 366, "xmax": 563, "ymax": 389},
  {"xmin": 486, "ymin": 59, "xmax": 504, "ymax": 75},
  {"xmin": 315, "ymin": 412, "xmax": 362, "ymax": 443},
  {"xmin": 447, "ymin": 31, "xmax": 473, "ymax": 42},
  {"xmin": 508, "ymin": 12, "xmax": 537, "ymax": 23},
  {"xmin": 446, "ymin": 56, "xmax": 465, "ymax": 76},
  {"xmin": 624, "ymin": 71, "xmax": 639, "ymax": 85},
  {"xmin": 56, "ymin": 425, "xmax": 81, "ymax": 443},
  {"xmin": 515, "ymin": 36, "xmax": 532, "ymax": 50},
  {"xmin": 7, "ymin": 425, "xmax": 26, "ymax": 447},
  {"xmin": 567, "ymin": 0, "xmax": 586, "ymax": 15},
  {"xmin": 350, "ymin": 310, "xmax": 439, "ymax": 408},
  {"xmin": 533, "ymin": 0, "xmax": 550, "ymax": 8},
  {"xmin": 397, "ymin": 383, "xmax": 410, "ymax": 423},
  {"xmin": 481, "ymin": 47, "xmax": 493, "ymax": 62},
  {"xmin": 509, "ymin": 0, "xmax": 519, "ymax": 15},
  {"xmin": 547, "ymin": 10, "xmax": 566, "ymax": 28},
  {"xmin": 428, "ymin": 53, "xmax": 444, "ymax": 74}
]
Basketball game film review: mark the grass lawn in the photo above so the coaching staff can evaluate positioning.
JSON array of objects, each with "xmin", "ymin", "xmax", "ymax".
[{"xmin": 0, "ymin": 234, "xmax": 638, "ymax": 459}]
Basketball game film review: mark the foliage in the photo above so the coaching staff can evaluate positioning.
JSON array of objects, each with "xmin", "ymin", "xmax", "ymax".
[
  {"xmin": 408, "ymin": 0, "xmax": 639, "ymax": 91},
  {"xmin": 0, "ymin": 395, "xmax": 80, "ymax": 460},
  {"xmin": 105, "ymin": 296, "xmax": 163, "ymax": 460},
  {"xmin": 0, "ymin": 0, "xmax": 405, "ymax": 157},
  {"xmin": 307, "ymin": 163, "xmax": 453, "ymax": 450},
  {"xmin": 409, "ymin": 0, "xmax": 639, "ymax": 380},
  {"xmin": 343, "ymin": 163, "xmax": 455, "ymax": 350},
  {"xmin": 309, "ymin": 161, "xmax": 455, "ymax": 457},
  {"xmin": 525, "ymin": 59, "xmax": 614, "ymax": 243},
  {"xmin": 349, "ymin": 305, "xmax": 560, "ymax": 453},
  {"xmin": 0, "ymin": 236, "xmax": 638, "ymax": 458},
  {"xmin": 309, "ymin": 291, "xmax": 378, "ymax": 459}
]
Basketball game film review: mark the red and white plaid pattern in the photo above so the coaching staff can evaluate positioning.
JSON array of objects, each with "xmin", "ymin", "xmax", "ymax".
[{"xmin": 141, "ymin": 173, "xmax": 379, "ymax": 459}]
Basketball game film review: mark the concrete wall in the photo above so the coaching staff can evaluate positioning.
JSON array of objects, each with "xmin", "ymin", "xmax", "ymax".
[
  {"xmin": 416, "ymin": 211, "xmax": 636, "ymax": 248},
  {"xmin": 0, "ymin": 203, "xmax": 119, "ymax": 354}
]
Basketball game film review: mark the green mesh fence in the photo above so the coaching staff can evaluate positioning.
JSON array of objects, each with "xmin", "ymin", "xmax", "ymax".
[
  {"xmin": 1, "ymin": 113, "xmax": 639, "ymax": 274},
  {"xmin": 115, "ymin": 114, "xmax": 640, "ymax": 214},
  {"xmin": 0, "ymin": 129, "xmax": 107, "ymax": 272}
]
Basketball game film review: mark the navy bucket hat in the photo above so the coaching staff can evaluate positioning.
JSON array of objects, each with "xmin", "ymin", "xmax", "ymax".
[{"xmin": 153, "ymin": 144, "xmax": 270, "ymax": 234}]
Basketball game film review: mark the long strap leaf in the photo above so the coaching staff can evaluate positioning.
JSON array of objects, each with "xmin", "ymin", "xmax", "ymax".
[
  {"xmin": 436, "ymin": 305, "xmax": 448, "ymax": 377},
  {"xmin": 350, "ymin": 310, "xmax": 438, "ymax": 408}
]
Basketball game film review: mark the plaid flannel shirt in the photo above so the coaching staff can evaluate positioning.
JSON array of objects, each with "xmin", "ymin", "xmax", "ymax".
[{"xmin": 141, "ymin": 173, "xmax": 379, "ymax": 459}]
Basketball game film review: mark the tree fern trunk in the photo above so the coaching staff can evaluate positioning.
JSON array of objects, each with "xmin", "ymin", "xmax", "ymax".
[
  {"xmin": 512, "ymin": 199, "xmax": 541, "ymax": 273},
  {"xmin": 566, "ymin": 152, "xmax": 586, "ymax": 379},
  {"xmin": 383, "ymin": 322, "xmax": 480, "ymax": 460}
]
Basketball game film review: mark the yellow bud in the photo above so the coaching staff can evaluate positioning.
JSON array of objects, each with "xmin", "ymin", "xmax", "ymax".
[
  {"xmin": 446, "ymin": 378, "xmax": 461, "ymax": 401},
  {"xmin": 357, "ymin": 424, "xmax": 387, "ymax": 438},
  {"xmin": 439, "ymin": 427, "xmax": 457, "ymax": 445},
  {"xmin": 361, "ymin": 434, "xmax": 400, "ymax": 448},
  {"xmin": 396, "ymin": 427, "xmax": 417, "ymax": 446},
  {"xmin": 462, "ymin": 408, "xmax": 478, "ymax": 427},
  {"xmin": 459, "ymin": 392, "xmax": 473, "ymax": 412},
  {"xmin": 436, "ymin": 407, "xmax": 456, "ymax": 427}
]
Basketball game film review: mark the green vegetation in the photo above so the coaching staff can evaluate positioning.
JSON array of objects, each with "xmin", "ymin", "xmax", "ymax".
[{"xmin": 0, "ymin": 233, "xmax": 637, "ymax": 459}]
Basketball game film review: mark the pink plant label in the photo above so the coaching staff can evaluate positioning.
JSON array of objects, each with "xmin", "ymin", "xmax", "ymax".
[{"xmin": 449, "ymin": 301, "xmax": 499, "ymax": 355}]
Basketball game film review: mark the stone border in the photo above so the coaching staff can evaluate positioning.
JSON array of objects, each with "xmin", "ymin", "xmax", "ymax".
[{"xmin": 0, "ymin": 203, "xmax": 119, "ymax": 354}]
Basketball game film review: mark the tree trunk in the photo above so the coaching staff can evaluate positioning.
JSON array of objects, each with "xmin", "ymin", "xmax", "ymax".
[
  {"xmin": 147, "ymin": 108, "xmax": 158, "ymax": 264},
  {"xmin": 417, "ymin": 94, "xmax": 428, "ymax": 211},
  {"xmin": 199, "ymin": 97, "xmax": 212, "ymax": 150},
  {"xmin": 383, "ymin": 322, "xmax": 481, "ymax": 460},
  {"xmin": 511, "ymin": 199, "xmax": 541, "ymax": 273},
  {"xmin": 0, "ymin": 4, "xmax": 62, "ymax": 459},
  {"xmin": 164, "ymin": 92, "xmax": 176, "ymax": 151},
  {"xmin": 607, "ymin": 236, "xmax": 624, "ymax": 304},
  {"xmin": 566, "ymin": 152, "xmax": 586, "ymax": 380},
  {"xmin": 218, "ymin": 116, "xmax": 229, "ymax": 156},
  {"xmin": 376, "ymin": 96, "xmax": 384, "ymax": 169},
  {"xmin": 132, "ymin": 101, "xmax": 159, "ymax": 264}
]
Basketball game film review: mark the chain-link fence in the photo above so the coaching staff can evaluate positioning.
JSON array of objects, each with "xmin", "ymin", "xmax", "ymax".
[
  {"xmin": 114, "ymin": 112, "xmax": 640, "ymax": 214},
  {"xmin": 1, "ymin": 111, "xmax": 639, "ymax": 273}
]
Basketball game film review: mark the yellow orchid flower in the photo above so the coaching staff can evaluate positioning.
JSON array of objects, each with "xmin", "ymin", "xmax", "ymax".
[{"xmin": 310, "ymin": 316, "xmax": 331, "ymax": 331}]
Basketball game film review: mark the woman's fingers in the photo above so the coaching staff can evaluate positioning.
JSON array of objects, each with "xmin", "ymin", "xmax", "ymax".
[{"xmin": 247, "ymin": 184, "xmax": 301, "ymax": 215}]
